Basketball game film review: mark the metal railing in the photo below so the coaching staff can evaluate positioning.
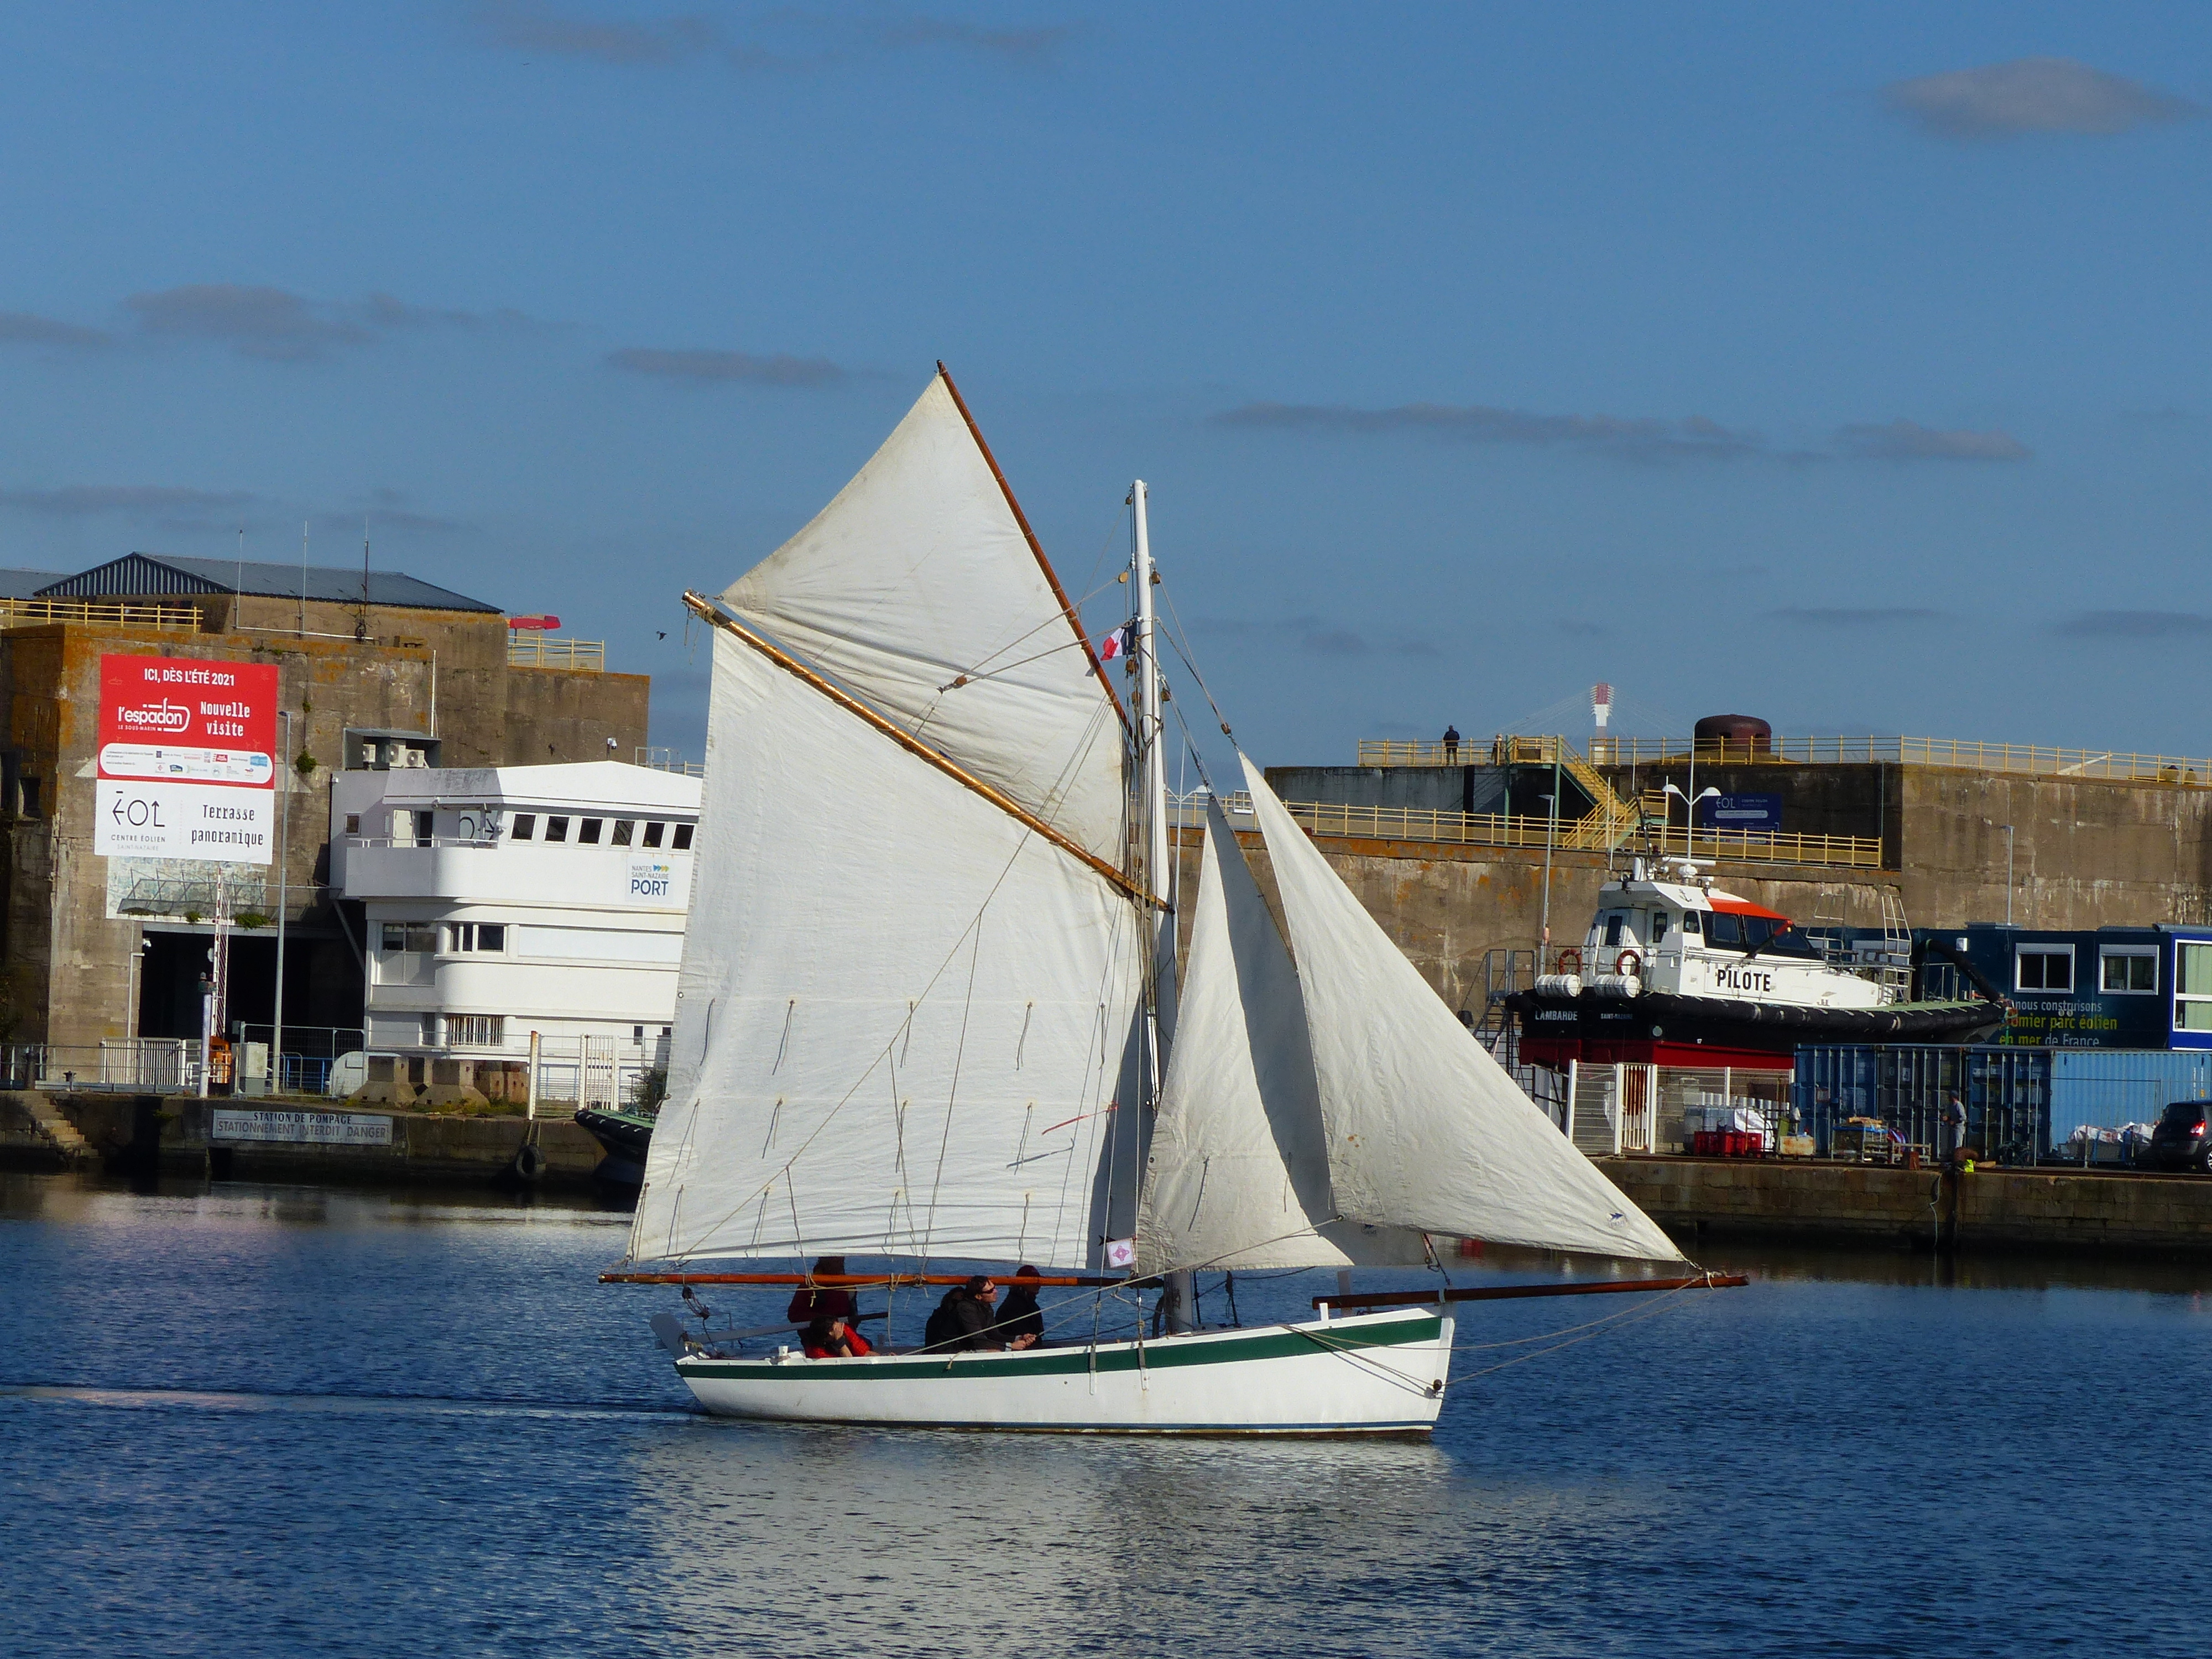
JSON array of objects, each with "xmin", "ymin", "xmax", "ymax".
[
  {"xmin": 1590, "ymin": 734, "xmax": 2212, "ymax": 784},
  {"xmin": 1170, "ymin": 790, "xmax": 1880, "ymax": 868},
  {"xmin": 2, "ymin": 1040, "xmax": 199, "ymax": 1092},
  {"xmin": 1364, "ymin": 733, "xmax": 2212, "ymax": 784},
  {"xmin": 0, "ymin": 596, "xmax": 202, "ymax": 633},
  {"xmin": 635, "ymin": 747, "xmax": 706, "ymax": 778},
  {"xmin": 507, "ymin": 635, "xmax": 606, "ymax": 672}
]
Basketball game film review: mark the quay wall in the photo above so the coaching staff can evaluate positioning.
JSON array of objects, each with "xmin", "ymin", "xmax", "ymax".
[
  {"xmin": 0, "ymin": 1092, "xmax": 611, "ymax": 1190},
  {"xmin": 1595, "ymin": 1155, "xmax": 2212, "ymax": 1254}
]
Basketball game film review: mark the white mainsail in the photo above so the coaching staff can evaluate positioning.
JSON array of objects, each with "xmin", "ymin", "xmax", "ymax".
[
  {"xmin": 1136, "ymin": 800, "xmax": 1426, "ymax": 1271},
  {"xmin": 1239, "ymin": 755, "xmax": 1686, "ymax": 1262},
  {"xmin": 627, "ymin": 623, "xmax": 1146, "ymax": 1271},
  {"xmin": 723, "ymin": 374, "xmax": 1127, "ymax": 863}
]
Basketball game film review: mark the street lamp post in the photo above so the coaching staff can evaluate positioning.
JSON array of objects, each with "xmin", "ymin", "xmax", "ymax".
[
  {"xmin": 1538, "ymin": 790, "xmax": 1558, "ymax": 966},
  {"xmin": 2004, "ymin": 825, "xmax": 2016, "ymax": 927},
  {"xmin": 273, "ymin": 709, "xmax": 291, "ymax": 1095},
  {"xmin": 1663, "ymin": 782, "xmax": 1721, "ymax": 862}
]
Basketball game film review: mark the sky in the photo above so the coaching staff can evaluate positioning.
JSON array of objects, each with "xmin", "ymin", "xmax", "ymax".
[{"xmin": 4, "ymin": 3, "xmax": 2211, "ymax": 769}]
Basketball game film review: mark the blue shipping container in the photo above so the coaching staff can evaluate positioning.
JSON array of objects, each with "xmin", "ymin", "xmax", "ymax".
[{"xmin": 2048, "ymin": 1049, "xmax": 2212, "ymax": 1147}]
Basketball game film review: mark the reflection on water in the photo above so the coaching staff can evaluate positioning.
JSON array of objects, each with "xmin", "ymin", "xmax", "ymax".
[{"xmin": 4, "ymin": 1170, "xmax": 2209, "ymax": 1658}]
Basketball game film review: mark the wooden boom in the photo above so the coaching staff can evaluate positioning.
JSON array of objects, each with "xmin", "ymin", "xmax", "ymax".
[
  {"xmin": 1312, "ymin": 1272, "xmax": 1750, "ymax": 1311},
  {"xmin": 603, "ymin": 1270, "xmax": 1124, "ymax": 1288}
]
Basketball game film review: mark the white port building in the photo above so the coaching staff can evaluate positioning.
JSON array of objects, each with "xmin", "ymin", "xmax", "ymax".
[{"xmin": 331, "ymin": 759, "xmax": 702, "ymax": 1097}]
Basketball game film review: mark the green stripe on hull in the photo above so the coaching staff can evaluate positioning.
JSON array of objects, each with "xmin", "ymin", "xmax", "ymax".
[{"xmin": 679, "ymin": 1313, "xmax": 1445, "ymax": 1384}]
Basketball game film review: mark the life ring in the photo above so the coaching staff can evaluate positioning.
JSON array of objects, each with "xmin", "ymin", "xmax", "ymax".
[
  {"xmin": 1615, "ymin": 948, "xmax": 1642, "ymax": 978},
  {"xmin": 1556, "ymin": 948, "xmax": 1582, "ymax": 977},
  {"xmin": 511, "ymin": 1141, "xmax": 547, "ymax": 1183}
]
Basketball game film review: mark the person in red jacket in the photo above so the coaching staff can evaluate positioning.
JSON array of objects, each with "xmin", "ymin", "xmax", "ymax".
[
  {"xmin": 802, "ymin": 1314, "xmax": 872, "ymax": 1359},
  {"xmin": 787, "ymin": 1256, "xmax": 857, "ymax": 1328}
]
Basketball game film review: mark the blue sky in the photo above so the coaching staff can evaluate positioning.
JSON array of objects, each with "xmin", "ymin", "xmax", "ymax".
[{"xmin": 4, "ymin": 4, "xmax": 2211, "ymax": 767}]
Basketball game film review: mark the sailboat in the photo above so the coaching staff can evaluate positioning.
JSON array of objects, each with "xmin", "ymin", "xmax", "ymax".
[{"xmin": 611, "ymin": 366, "xmax": 1698, "ymax": 1433}]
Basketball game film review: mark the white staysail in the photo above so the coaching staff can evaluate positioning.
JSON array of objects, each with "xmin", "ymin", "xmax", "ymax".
[
  {"xmin": 1137, "ymin": 800, "xmax": 1426, "ymax": 1272},
  {"xmin": 1239, "ymin": 756, "xmax": 1686, "ymax": 1262},
  {"xmin": 723, "ymin": 374, "xmax": 1127, "ymax": 862},
  {"xmin": 628, "ymin": 628, "xmax": 1146, "ymax": 1270}
]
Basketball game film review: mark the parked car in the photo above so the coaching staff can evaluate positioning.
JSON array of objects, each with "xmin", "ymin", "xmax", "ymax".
[{"xmin": 2142, "ymin": 1101, "xmax": 2212, "ymax": 1172}]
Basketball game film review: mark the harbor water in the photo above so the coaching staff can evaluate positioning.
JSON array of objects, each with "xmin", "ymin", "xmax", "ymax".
[{"xmin": 3, "ymin": 1171, "xmax": 2204, "ymax": 1658}]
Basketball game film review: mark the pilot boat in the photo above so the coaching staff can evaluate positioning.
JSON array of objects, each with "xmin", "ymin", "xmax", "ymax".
[{"xmin": 1506, "ymin": 859, "xmax": 2007, "ymax": 1069}]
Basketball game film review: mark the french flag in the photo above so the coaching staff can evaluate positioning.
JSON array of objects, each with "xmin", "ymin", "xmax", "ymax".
[{"xmin": 1098, "ymin": 622, "xmax": 1134, "ymax": 661}]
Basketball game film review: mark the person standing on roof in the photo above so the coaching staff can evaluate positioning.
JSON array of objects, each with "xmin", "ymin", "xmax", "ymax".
[{"xmin": 1442, "ymin": 724, "xmax": 1460, "ymax": 763}]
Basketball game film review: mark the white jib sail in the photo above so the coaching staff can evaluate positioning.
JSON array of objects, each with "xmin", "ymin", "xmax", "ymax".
[
  {"xmin": 627, "ymin": 628, "xmax": 1146, "ymax": 1270},
  {"xmin": 1136, "ymin": 799, "xmax": 1427, "ymax": 1272},
  {"xmin": 722, "ymin": 374, "xmax": 1127, "ymax": 863},
  {"xmin": 1239, "ymin": 756, "xmax": 1686, "ymax": 1262}
]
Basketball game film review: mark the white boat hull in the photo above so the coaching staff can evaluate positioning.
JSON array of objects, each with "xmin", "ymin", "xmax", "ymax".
[{"xmin": 674, "ymin": 1306, "xmax": 1453, "ymax": 1434}]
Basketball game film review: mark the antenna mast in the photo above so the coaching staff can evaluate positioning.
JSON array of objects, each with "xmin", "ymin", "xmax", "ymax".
[{"xmin": 356, "ymin": 516, "xmax": 370, "ymax": 642}]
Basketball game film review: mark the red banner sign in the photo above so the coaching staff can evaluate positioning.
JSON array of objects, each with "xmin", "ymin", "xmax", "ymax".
[
  {"xmin": 98, "ymin": 655, "xmax": 279, "ymax": 784},
  {"xmin": 95, "ymin": 655, "xmax": 281, "ymax": 864}
]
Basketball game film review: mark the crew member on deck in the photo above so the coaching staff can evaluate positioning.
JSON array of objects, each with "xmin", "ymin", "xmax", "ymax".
[
  {"xmin": 788, "ymin": 1256, "xmax": 857, "ymax": 1328},
  {"xmin": 925, "ymin": 1276, "xmax": 1005, "ymax": 1351},
  {"xmin": 802, "ymin": 1314, "xmax": 872, "ymax": 1359},
  {"xmin": 998, "ymin": 1266, "xmax": 1046, "ymax": 1350}
]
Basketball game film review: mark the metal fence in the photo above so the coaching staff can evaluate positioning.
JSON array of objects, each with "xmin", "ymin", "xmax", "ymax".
[
  {"xmin": 1586, "ymin": 734, "xmax": 2212, "ymax": 785},
  {"xmin": 1, "ymin": 1040, "xmax": 199, "ymax": 1093},
  {"xmin": 1166, "ymin": 790, "xmax": 1880, "ymax": 868},
  {"xmin": 1793, "ymin": 1046, "xmax": 2049, "ymax": 1164},
  {"xmin": 507, "ymin": 635, "xmax": 605, "ymax": 671},
  {"xmin": 231, "ymin": 1025, "xmax": 366, "ymax": 1097},
  {"xmin": 0, "ymin": 596, "xmax": 202, "ymax": 633}
]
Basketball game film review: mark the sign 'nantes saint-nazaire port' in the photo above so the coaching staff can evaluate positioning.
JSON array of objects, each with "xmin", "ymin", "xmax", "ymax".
[{"xmin": 94, "ymin": 654, "xmax": 279, "ymax": 864}]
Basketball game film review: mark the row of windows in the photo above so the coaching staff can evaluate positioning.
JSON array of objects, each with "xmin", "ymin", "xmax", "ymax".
[
  {"xmin": 2014, "ymin": 944, "xmax": 2158, "ymax": 995},
  {"xmin": 382, "ymin": 922, "xmax": 507, "ymax": 954},
  {"xmin": 419, "ymin": 1016, "xmax": 672, "ymax": 1047},
  {"xmin": 510, "ymin": 814, "xmax": 693, "ymax": 849},
  {"xmin": 345, "ymin": 811, "xmax": 696, "ymax": 850}
]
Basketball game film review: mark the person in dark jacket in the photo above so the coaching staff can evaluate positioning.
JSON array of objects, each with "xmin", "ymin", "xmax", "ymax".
[
  {"xmin": 924, "ymin": 1276, "xmax": 1004, "ymax": 1351},
  {"xmin": 998, "ymin": 1266, "xmax": 1045, "ymax": 1350},
  {"xmin": 787, "ymin": 1256, "xmax": 857, "ymax": 1328}
]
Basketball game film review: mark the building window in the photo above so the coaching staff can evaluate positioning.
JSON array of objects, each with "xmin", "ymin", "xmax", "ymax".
[
  {"xmin": 447, "ymin": 1014, "xmax": 505, "ymax": 1048},
  {"xmin": 421, "ymin": 1014, "xmax": 440, "ymax": 1045},
  {"xmin": 2177, "ymin": 944, "xmax": 2212, "ymax": 1032},
  {"xmin": 512, "ymin": 814, "xmax": 536, "ymax": 841},
  {"xmin": 612, "ymin": 819, "xmax": 635, "ymax": 846},
  {"xmin": 579, "ymin": 817, "xmax": 604, "ymax": 844},
  {"xmin": 2100, "ymin": 947, "xmax": 2158, "ymax": 995},
  {"xmin": 544, "ymin": 816, "xmax": 570, "ymax": 843},
  {"xmin": 382, "ymin": 923, "xmax": 437, "ymax": 953},
  {"xmin": 444, "ymin": 922, "xmax": 508, "ymax": 953},
  {"xmin": 641, "ymin": 822, "xmax": 665, "ymax": 848},
  {"xmin": 2016, "ymin": 946, "xmax": 2074, "ymax": 993},
  {"xmin": 18, "ymin": 777, "xmax": 40, "ymax": 817},
  {"xmin": 672, "ymin": 822, "xmax": 695, "ymax": 851},
  {"xmin": 344, "ymin": 813, "xmax": 361, "ymax": 834}
]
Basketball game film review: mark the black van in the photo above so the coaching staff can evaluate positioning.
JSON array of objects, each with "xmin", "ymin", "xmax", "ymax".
[{"xmin": 2143, "ymin": 1102, "xmax": 2212, "ymax": 1172}]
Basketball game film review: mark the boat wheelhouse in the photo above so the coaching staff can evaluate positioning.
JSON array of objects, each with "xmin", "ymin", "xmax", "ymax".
[{"xmin": 1510, "ymin": 858, "xmax": 2005, "ymax": 1071}]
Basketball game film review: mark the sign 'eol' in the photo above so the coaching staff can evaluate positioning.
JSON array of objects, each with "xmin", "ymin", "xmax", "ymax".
[{"xmin": 94, "ymin": 654, "xmax": 280, "ymax": 865}]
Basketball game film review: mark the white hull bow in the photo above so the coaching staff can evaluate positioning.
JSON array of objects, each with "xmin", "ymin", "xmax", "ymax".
[{"xmin": 676, "ymin": 1306, "xmax": 1453, "ymax": 1435}]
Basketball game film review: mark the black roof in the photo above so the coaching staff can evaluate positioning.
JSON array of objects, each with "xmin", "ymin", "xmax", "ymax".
[
  {"xmin": 0, "ymin": 568, "xmax": 70, "ymax": 600},
  {"xmin": 35, "ymin": 552, "xmax": 502, "ymax": 614}
]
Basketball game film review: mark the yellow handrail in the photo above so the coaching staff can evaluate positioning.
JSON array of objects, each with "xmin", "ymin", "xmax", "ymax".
[
  {"xmin": 1361, "ymin": 733, "xmax": 2212, "ymax": 785},
  {"xmin": 507, "ymin": 635, "xmax": 605, "ymax": 671},
  {"xmin": 0, "ymin": 597, "xmax": 201, "ymax": 633},
  {"xmin": 1280, "ymin": 799, "xmax": 1881, "ymax": 868}
]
